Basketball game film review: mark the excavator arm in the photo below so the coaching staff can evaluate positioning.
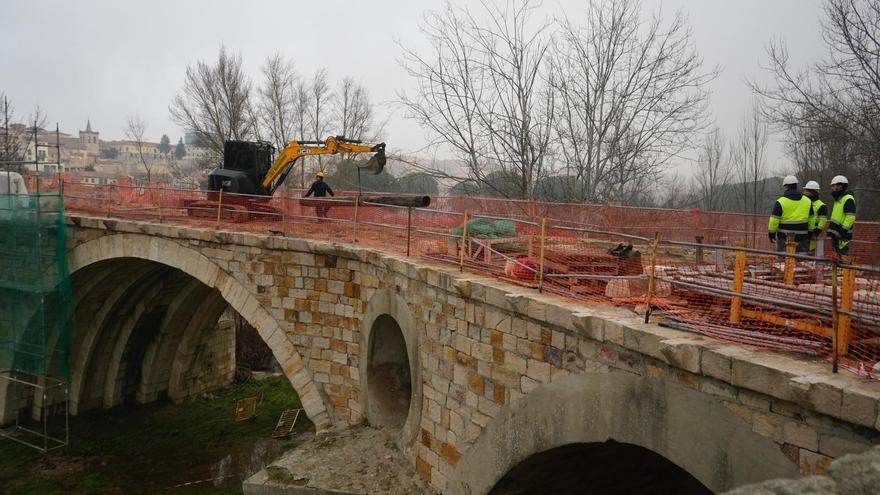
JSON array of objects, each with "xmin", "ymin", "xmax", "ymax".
[{"xmin": 261, "ymin": 136, "xmax": 386, "ymax": 194}]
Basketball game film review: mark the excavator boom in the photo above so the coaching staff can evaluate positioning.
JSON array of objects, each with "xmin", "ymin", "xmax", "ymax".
[{"xmin": 261, "ymin": 136, "xmax": 386, "ymax": 194}]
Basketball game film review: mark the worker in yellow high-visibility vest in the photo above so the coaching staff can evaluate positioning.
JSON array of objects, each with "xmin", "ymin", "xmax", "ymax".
[
  {"xmin": 768, "ymin": 175, "xmax": 814, "ymax": 253},
  {"xmin": 803, "ymin": 180, "xmax": 828, "ymax": 254},
  {"xmin": 828, "ymin": 175, "xmax": 857, "ymax": 256}
]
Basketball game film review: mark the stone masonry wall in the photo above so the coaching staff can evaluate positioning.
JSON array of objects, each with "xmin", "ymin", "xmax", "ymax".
[
  {"xmin": 68, "ymin": 217, "xmax": 880, "ymax": 493},
  {"xmin": 173, "ymin": 318, "xmax": 236, "ymax": 400}
]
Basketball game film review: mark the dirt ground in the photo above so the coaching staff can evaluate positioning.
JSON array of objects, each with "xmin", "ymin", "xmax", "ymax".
[{"xmin": 252, "ymin": 426, "xmax": 436, "ymax": 495}]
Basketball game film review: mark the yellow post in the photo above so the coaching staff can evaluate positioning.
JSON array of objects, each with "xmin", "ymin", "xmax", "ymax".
[
  {"xmin": 784, "ymin": 240, "xmax": 797, "ymax": 285},
  {"xmin": 215, "ymin": 189, "xmax": 223, "ymax": 230},
  {"xmin": 830, "ymin": 256, "xmax": 840, "ymax": 373},
  {"xmin": 537, "ymin": 218, "xmax": 547, "ymax": 292},
  {"xmin": 730, "ymin": 244, "xmax": 746, "ymax": 324},
  {"xmin": 459, "ymin": 211, "xmax": 469, "ymax": 272},
  {"xmin": 838, "ymin": 263, "xmax": 856, "ymax": 359},
  {"xmin": 644, "ymin": 232, "xmax": 661, "ymax": 324}
]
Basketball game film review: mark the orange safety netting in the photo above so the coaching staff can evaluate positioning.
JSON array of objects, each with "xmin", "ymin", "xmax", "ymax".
[{"xmin": 56, "ymin": 179, "xmax": 880, "ymax": 379}]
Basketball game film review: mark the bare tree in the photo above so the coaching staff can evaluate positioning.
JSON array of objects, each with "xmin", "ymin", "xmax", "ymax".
[
  {"xmin": 290, "ymin": 78, "xmax": 313, "ymax": 188},
  {"xmin": 398, "ymin": 3, "xmax": 485, "ymax": 182},
  {"xmin": 125, "ymin": 114, "xmax": 153, "ymax": 183},
  {"xmin": 335, "ymin": 77, "xmax": 375, "ymax": 141},
  {"xmin": 785, "ymin": 116, "xmax": 855, "ymax": 189},
  {"xmin": 398, "ymin": 0, "xmax": 555, "ymax": 199},
  {"xmin": 693, "ymin": 126, "xmax": 731, "ymax": 211},
  {"xmin": 169, "ymin": 46, "xmax": 256, "ymax": 164},
  {"xmin": 258, "ymin": 54, "xmax": 298, "ymax": 151},
  {"xmin": 549, "ymin": 0, "xmax": 716, "ymax": 203},
  {"xmin": 731, "ymin": 101, "xmax": 769, "ymax": 226},
  {"xmin": 292, "ymin": 80, "xmax": 311, "ymax": 141},
  {"xmin": 654, "ymin": 171, "xmax": 696, "ymax": 209},
  {"xmin": 307, "ymin": 68, "xmax": 334, "ymax": 176},
  {"xmin": 0, "ymin": 93, "xmax": 24, "ymax": 166},
  {"xmin": 755, "ymin": 0, "xmax": 880, "ymax": 200}
]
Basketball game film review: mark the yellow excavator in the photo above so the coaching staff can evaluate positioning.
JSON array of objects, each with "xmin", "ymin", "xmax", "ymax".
[
  {"xmin": 209, "ymin": 136, "xmax": 386, "ymax": 196},
  {"xmin": 186, "ymin": 136, "xmax": 389, "ymax": 221}
]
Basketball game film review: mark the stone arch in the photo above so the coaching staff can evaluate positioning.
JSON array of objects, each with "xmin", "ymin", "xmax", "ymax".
[
  {"xmin": 447, "ymin": 371, "xmax": 800, "ymax": 495},
  {"xmin": 66, "ymin": 233, "xmax": 330, "ymax": 429},
  {"xmin": 359, "ymin": 288, "xmax": 422, "ymax": 454}
]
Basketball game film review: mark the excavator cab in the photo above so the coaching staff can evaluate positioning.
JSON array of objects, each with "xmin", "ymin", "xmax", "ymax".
[{"xmin": 208, "ymin": 140, "xmax": 275, "ymax": 195}]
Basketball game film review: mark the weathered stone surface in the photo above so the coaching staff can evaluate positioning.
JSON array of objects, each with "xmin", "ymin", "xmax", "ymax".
[
  {"xmin": 828, "ymin": 446, "xmax": 880, "ymax": 495},
  {"xmin": 722, "ymin": 476, "xmax": 838, "ymax": 495},
  {"xmin": 724, "ymin": 446, "xmax": 880, "ymax": 495}
]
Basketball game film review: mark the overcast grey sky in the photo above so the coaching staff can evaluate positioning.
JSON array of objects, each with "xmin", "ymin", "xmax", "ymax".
[{"xmin": 1, "ymin": 0, "xmax": 825, "ymax": 170}]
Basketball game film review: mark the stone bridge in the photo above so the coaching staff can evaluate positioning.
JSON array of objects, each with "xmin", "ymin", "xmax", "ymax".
[{"xmin": 7, "ymin": 215, "xmax": 880, "ymax": 493}]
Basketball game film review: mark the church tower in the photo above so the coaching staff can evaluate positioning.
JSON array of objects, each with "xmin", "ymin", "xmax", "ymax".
[{"xmin": 79, "ymin": 119, "xmax": 99, "ymax": 155}]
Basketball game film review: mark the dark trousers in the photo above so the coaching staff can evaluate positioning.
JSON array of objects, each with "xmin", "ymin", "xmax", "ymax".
[
  {"xmin": 776, "ymin": 233, "xmax": 809, "ymax": 253},
  {"xmin": 315, "ymin": 205, "xmax": 330, "ymax": 220},
  {"xmin": 832, "ymin": 237, "xmax": 850, "ymax": 256}
]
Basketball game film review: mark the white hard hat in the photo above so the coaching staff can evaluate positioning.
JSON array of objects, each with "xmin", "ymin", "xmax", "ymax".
[
  {"xmin": 830, "ymin": 175, "xmax": 848, "ymax": 185},
  {"xmin": 782, "ymin": 175, "xmax": 798, "ymax": 186},
  {"xmin": 804, "ymin": 180, "xmax": 820, "ymax": 191}
]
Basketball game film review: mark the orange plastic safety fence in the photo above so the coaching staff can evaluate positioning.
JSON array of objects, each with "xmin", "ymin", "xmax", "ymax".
[{"xmin": 58, "ymin": 179, "xmax": 880, "ymax": 379}]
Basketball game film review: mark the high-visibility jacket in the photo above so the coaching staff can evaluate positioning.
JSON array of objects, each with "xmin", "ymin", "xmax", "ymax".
[
  {"xmin": 808, "ymin": 198, "xmax": 828, "ymax": 252},
  {"xmin": 769, "ymin": 192, "xmax": 814, "ymax": 236},
  {"xmin": 829, "ymin": 193, "xmax": 856, "ymax": 239},
  {"xmin": 810, "ymin": 198, "xmax": 828, "ymax": 232}
]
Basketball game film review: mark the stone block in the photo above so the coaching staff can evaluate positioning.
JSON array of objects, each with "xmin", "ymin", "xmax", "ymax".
[
  {"xmin": 699, "ymin": 379, "xmax": 737, "ymax": 401},
  {"xmin": 504, "ymin": 353, "xmax": 528, "ymax": 375},
  {"xmin": 471, "ymin": 342, "xmax": 493, "ymax": 363},
  {"xmin": 752, "ymin": 412, "xmax": 783, "ymax": 443},
  {"xmin": 416, "ymin": 456, "xmax": 432, "ymax": 482},
  {"xmin": 783, "ymin": 422, "xmax": 819, "ymax": 451},
  {"xmin": 440, "ymin": 442, "xmax": 462, "ymax": 464},
  {"xmin": 840, "ymin": 383, "xmax": 880, "ymax": 429},
  {"xmin": 521, "ymin": 375, "xmax": 539, "ymax": 394},
  {"xmin": 477, "ymin": 396, "xmax": 501, "ymax": 417},
  {"xmin": 467, "ymin": 373, "xmax": 485, "ymax": 396},
  {"xmin": 800, "ymin": 449, "xmax": 833, "ymax": 476},
  {"xmin": 731, "ymin": 354, "xmax": 803, "ymax": 404},
  {"xmin": 658, "ymin": 338, "xmax": 703, "ymax": 374},
  {"xmin": 818, "ymin": 434, "xmax": 872, "ymax": 459},
  {"xmin": 544, "ymin": 346, "xmax": 562, "ymax": 367},
  {"xmin": 526, "ymin": 359, "xmax": 551, "ymax": 383},
  {"xmin": 427, "ymin": 399, "xmax": 442, "ymax": 423}
]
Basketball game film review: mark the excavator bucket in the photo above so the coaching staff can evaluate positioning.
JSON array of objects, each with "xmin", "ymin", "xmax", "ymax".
[{"xmin": 358, "ymin": 147, "xmax": 386, "ymax": 175}]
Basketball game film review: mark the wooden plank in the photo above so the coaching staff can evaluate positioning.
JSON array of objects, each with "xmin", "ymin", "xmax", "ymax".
[{"xmin": 741, "ymin": 308, "xmax": 832, "ymax": 339}]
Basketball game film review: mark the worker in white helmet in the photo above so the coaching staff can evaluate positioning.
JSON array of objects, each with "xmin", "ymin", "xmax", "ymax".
[
  {"xmin": 803, "ymin": 181, "xmax": 828, "ymax": 254},
  {"xmin": 768, "ymin": 175, "xmax": 815, "ymax": 253},
  {"xmin": 828, "ymin": 175, "xmax": 856, "ymax": 256},
  {"xmin": 304, "ymin": 171, "xmax": 335, "ymax": 222}
]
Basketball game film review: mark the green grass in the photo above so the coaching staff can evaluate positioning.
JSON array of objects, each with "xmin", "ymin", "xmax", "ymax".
[{"xmin": 0, "ymin": 376, "xmax": 312, "ymax": 495}]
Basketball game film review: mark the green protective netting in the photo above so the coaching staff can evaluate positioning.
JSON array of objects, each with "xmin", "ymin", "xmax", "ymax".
[
  {"xmin": 452, "ymin": 217, "xmax": 517, "ymax": 239},
  {"xmin": 0, "ymin": 193, "xmax": 75, "ymax": 379},
  {"xmin": 451, "ymin": 217, "xmax": 524, "ymax": 251}
]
